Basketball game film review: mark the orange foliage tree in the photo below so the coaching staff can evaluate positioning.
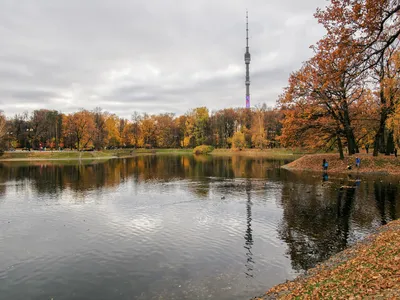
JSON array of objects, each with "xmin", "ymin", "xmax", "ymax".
[{"xmin": 63, "ymin": 110, "xmax": 96, "ymax": 151}]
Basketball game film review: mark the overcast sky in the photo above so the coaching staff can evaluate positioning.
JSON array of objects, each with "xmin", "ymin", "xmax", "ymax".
[{"xmin": 0, "ymin": 0, "xmax": 326, "ymax": 118}]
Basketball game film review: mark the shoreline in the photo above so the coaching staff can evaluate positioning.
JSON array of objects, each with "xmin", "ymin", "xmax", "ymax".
[
  {"xmin": 0, "ymin": 149, "xmax": 192, "ymax": 162},
  {"xmin": 281, "ymin": 153, "xmax": 400, "ymax": 176},
  {"xmin": 253, "ymin": 219, "xmax": 400, "ymax": 299},
  {"xmin": 0, "ymin": 148, "xmax": 302, "ymax": 162},
  {"xmin": 0, "ymin": 156, "xmax": 117, "ymax": 162}
]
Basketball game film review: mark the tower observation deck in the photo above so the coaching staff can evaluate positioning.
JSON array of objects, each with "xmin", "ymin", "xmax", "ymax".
[{"xmin": 244, "ymin": 11, "xmax": 251, "ymax": 108}]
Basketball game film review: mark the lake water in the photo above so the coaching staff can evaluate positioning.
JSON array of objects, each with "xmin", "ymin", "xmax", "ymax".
[{"xmin": 0, "ymin": 155, "xmax": 399, "ymax": 300}]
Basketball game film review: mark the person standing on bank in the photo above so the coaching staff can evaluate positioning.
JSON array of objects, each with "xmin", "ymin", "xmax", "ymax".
[
  {"xmin": 322, "ymin": 159, "xmax": 328, "ymax": 171},
  {"xmin": 394, "ymin": 148, "xmax": 398, "ymax": 157},
  {"xmin": 365, "ymin": 144, "xmax": 369, "ymax": 154},
  {"xmin": 355, "ymin": 157, "xmax": 361, "ymax": 168}
]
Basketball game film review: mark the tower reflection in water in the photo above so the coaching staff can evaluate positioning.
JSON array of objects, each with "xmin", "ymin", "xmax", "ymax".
[{"xmin": 244, "ymin": 180, "xmax": 254, "ymax": 278}]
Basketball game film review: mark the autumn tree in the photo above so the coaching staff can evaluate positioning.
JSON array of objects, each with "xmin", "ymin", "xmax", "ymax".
[
  {"xmin": 130, "ymin": 111, "xmax": 142, "ymax": 148},
  {"xmin": 63, "ymin": 110, "xmax": 96, "ymax": 150},
  {"xmin": 0, "ymin": 111, "xmax": 6, "ymax": 149},
  {"xmin": 314, "ymin": 0, "xmax": 400, "ymax": 156},
  {"xmin": 251, "ymin": 105, "xmax": 268, "ymax": 149},
  {"xmin": 184, "ymin": 107, "xmax": 210, "ymax": 147},
  {"xmin": 154, "ymin": 113, "xmax": 176, "ymax": 148},
  {"xmin": 175, "ymin": 115, "xmax": 187, "ymax": 148},
  {"xmin": 30, "ymin": 110, "xmax": 61, "ymax": 149},
  {"xmin": 210, "ymin": 108, "xmax": 236, "ymax": 148},
  {"xmin": 279, "ymin": 37, "xmax": 367, "ymax": 158},
  {"xmin": 140, "ymin": 114, "xmax": 157, "ymax": 148},
  {"xmin": 105, "ymin": 114, "xmax": 122, "ymax": 147},
  {"xmin": 231, "ymin": 131, "xmax": 246, "ymax": 150},
  {"xmin": 93, "ymin": 108, "xmax": 108, "ymax": 150}
]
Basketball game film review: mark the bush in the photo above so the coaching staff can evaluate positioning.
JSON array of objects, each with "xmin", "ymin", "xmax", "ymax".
[
  {"xmin": 193, "ymin": 145, "xmax": 214, "ymax": 155},
  {"xmin": 231, "ymin": 131, "xmax": 246, "ymax": 150}
]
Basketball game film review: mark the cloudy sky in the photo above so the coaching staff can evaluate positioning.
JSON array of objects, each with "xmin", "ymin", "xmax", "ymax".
[{"xmin": 0, "ymin": 0, "xmax": 326, "ymax": 118}]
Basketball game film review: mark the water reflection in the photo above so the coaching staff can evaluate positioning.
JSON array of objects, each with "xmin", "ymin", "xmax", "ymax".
[
  {"xmin": 374, "ymin": 182, "xmax": 398, "ymax": 225},
  {"xmin": 277, "ymin": 173, "xmax": 399, "ymax": 272},
  {"xmin": 0, "ymin": 156, "xmax": 286, "ymax": 197},
  {"xmin": 0, "ymin": 155, "xmax": 399, "ymax": 300},
  {"xmin": 244, "ymin": 180, "xmax": 254, "ymax": 278}
]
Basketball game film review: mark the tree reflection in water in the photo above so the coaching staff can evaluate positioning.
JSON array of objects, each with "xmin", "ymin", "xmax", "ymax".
[
  {"xmin": 374, "ymin": 182, "xmax": 398, "ymax": 225},
  {"xmin": 278, "ymin": 174, "xmax": 400, "ymax": 273},
  {"xmin": 0, "ymin": 155, "xmax": 399, "ymax": 276}
]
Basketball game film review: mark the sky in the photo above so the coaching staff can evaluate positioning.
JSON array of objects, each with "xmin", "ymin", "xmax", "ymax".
[{"xmin": 0, "ymin": 0, "xmax": 326, "ymax": 118}]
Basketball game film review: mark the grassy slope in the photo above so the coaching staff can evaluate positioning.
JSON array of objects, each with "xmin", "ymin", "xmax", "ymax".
[
  {"xmin": 282, "ymin": 153, "xmax": 400, "ymax": 175},
  {"xmin": 254, "ymin": 220, "xmax": 400, "ymax": 299}
]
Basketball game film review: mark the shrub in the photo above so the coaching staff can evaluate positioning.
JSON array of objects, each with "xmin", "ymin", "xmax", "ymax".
[
  {"xmin": 231, "ymin": 131, "xmax": 246, "ymax": 150},
  {"xmin": 193, "ymin": 145, "xmax": 214, "ymax": 155}
]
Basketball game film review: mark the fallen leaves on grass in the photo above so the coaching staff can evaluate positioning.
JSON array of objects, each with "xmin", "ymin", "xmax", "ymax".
[
  {"xmin": 283, "ymin": 153, "xmax": 400, "ymax": 175},
  {"xmin": 261, "ymin": 220, "xmax": 400, "ymax": 299}
]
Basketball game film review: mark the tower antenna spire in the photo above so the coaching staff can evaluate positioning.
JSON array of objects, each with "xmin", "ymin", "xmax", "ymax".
[
  {"xmin": 246, "ymin": 10, "xmax": 249, "ymax": 49},
  {"xmin": 244, "ymin": 11, "xmax": 251, "ymax": 108}
]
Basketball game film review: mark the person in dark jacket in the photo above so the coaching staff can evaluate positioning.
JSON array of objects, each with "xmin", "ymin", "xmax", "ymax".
[{"xmin": 322, "ymin": 159, "xmax": 328, "ymax": 171}]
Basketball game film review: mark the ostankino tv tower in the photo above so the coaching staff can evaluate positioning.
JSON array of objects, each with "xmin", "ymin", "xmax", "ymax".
[{"xmin": 244, "ymin": 11, "xmax": 251, "ymax": 108}]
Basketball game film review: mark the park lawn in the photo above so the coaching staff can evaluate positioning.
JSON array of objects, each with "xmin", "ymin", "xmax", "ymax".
[
  {"xmin": 0, "ymin": 150, "xmax": 115, "ymax": 160},
  {"xmin": 211, "ymin": 148, "xmax": 305, "ymax": 159},
  {"xmin": 0, "ymin": 148, "xmax": 194, "ymax": 161}
]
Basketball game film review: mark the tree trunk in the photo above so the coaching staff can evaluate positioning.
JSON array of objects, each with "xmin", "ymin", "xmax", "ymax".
[
  {"xmin": 373, "ymin": 126, "xmax": 382, "ymax": 157},
  {"xmin": 385, "ymin": 129, "xmax": 394, "ymax": 155},
  {"xmin": 373, "ymin": 60, "xmax": 391, "ymax": 157},
  {"xmin": 337, "ymin": 134, "xmax": 344, "ymax": 160},
  {"xmin": 373, "ymin": 110, "xmax": 389, "ymax": 157},
  {"xmin": 342, "ymin": 100, "xmax": 358, "ymax": 155}
]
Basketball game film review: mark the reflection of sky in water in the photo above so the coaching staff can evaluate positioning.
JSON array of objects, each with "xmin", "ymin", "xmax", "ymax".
[{"xmin": 0, "ymin": 156, "xmax": 399, "ymax": 300}]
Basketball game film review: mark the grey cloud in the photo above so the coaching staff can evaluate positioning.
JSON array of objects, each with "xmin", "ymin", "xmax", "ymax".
[{"xmin": 0, "ymin": 0, "xmax": 326, "ymax": 118}]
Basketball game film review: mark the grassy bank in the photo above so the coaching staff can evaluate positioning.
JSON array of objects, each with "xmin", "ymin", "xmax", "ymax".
[
  {"xmin": 108, "ymin": 148, "xmax": 193, "ymax": 158},
  {"xmin": 0, "ymin": 150, "xmax": 115, "ymax": 161},
  {"xmin": 254, "ymin": 219, "xmax": 400, "ymax": 299},
  {"xmin": 0, "ymin": 148, "xmax": 304, "ymax": 162},
  {"xmin": 211, "ymin": 148, "xmax": 304, "ymax": 159},
  {"xmin": 282, "ymin": 153, "xmax": 400, "ymax": 175},
  {"xmin": 0, "ymin": 148, "xmax": 193, "ymax": 161}
]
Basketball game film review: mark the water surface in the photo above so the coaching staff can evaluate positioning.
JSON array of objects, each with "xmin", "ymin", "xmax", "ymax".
[{"xmin": 0, "ymin": 155, "xmax": 399, "ymax": 299}]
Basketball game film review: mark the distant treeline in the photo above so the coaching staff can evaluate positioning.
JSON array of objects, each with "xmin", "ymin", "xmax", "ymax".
[{"xmin": 0, "ymin": 105, "xmax": 281, "ymax": 151}]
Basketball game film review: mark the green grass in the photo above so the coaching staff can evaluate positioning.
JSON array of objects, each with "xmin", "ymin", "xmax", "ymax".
[
  {"xmin": 106, "ymin": 148, "xmax": 193, "ymax": 157},
  {"xmin": 211, "ymin": 148, "xmax": 305, "ymax": 158},
  {"xmin": 1, "ymin": 147, "xmax": 306, "ymax": 161},
  {"xmin": 0, "ymin": 151, "xmax": 115, "ymax": 161}
]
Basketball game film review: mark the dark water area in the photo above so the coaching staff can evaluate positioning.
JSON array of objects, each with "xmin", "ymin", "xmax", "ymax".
[{"xmin": 0, "ymin": 155, "xmax": 399, "ymax": 300}]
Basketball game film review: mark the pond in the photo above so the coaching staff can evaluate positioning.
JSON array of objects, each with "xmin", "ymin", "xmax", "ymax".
[{"xmin": 0, "ymin": 155, "xmax": 399, "ymax": 300}]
